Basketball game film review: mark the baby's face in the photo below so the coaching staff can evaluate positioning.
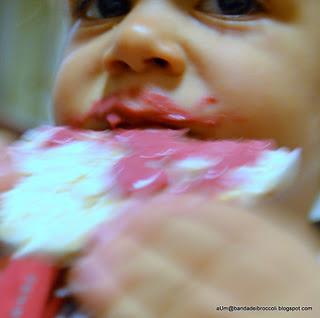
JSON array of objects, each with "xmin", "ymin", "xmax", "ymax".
[{"xmin": 54, "ymin": 0, "xmax": 320, "ymax": 210}]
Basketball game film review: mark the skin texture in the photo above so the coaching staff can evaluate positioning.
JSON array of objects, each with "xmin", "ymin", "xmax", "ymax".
[{"xmin": 20, "ymin": 0, "xmax": 320, "ymax": 316}]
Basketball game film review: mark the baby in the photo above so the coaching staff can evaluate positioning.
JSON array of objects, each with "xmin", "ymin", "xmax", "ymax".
[
  {"xmin": 52, "ymin": 0, "xmax": 320, "ymax": 316},
  {"xmin": 9, "ymin": 0, "xmax": 320, "ymax": 316}
]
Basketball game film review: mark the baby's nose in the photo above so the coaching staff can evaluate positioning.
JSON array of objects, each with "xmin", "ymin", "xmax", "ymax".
[{"xmin": 104, "ymin": 23, "xmax": 185, "ymax": 76}]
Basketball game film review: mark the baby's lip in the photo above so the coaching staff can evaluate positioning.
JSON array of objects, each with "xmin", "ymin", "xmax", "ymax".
[{"xmin": 72, "ymin": 87, "xmax": 237, "ymax": 137}]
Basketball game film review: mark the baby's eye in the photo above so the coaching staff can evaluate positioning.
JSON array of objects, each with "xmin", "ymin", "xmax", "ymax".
[
  {"xmin": 196, "ymin": 0, "xmax": 264, "ymax": 17},
  {"xmin": 76, "ymin": 0, "xmax": 131, "ymax": 19}
]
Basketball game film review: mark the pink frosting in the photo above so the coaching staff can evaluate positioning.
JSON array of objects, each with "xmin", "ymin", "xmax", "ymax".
[
  {"xmin": 14, "ymin": 127, "xmax": 274, "ymax": 198},
  {"xmin": 111, "ymin": 129, "xmax": 273, "ymax": 196}
]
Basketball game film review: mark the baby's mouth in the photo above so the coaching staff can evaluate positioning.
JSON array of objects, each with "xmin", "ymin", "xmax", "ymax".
[
  {"xmin": 72, "ymin": 87, "xmax": 229, "ymax": 139},
  {"xmin": 69, "ymin": 88, "xmax": 301, "ymax": 198}
]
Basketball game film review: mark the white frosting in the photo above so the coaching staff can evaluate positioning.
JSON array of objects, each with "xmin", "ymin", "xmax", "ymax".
[
  {"xmin": 219, "ymin": 149, "xmax": 300, "ymax": 201},
  {"xmin": 0, "ymin": 137, "xmax": 126, "ymax": 257},
  {"xmin": 173, "ymin": 157, "xmax": 218, "ymax": 171}
]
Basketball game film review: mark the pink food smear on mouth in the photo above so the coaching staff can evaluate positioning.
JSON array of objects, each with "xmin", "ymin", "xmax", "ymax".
[{"xmin": 71, "ymin": 87, "xmax": 238, "ymax": 130}]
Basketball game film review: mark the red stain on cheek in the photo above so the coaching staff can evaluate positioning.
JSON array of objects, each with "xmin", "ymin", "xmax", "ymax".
[{"xmin": 195, "ymin": 96, "xmax": 218, "ymax": 111}]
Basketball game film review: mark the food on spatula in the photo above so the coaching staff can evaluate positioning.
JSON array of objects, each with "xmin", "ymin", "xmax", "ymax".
[{"xmin": 0, "ymin": 126, "xmax": 299, "ymax": 258}]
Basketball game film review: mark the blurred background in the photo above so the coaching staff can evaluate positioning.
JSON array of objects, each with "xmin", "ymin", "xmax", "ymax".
[{"xmin": 0, "ymin": 0, "xmax": 67, "ymax": 140}]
